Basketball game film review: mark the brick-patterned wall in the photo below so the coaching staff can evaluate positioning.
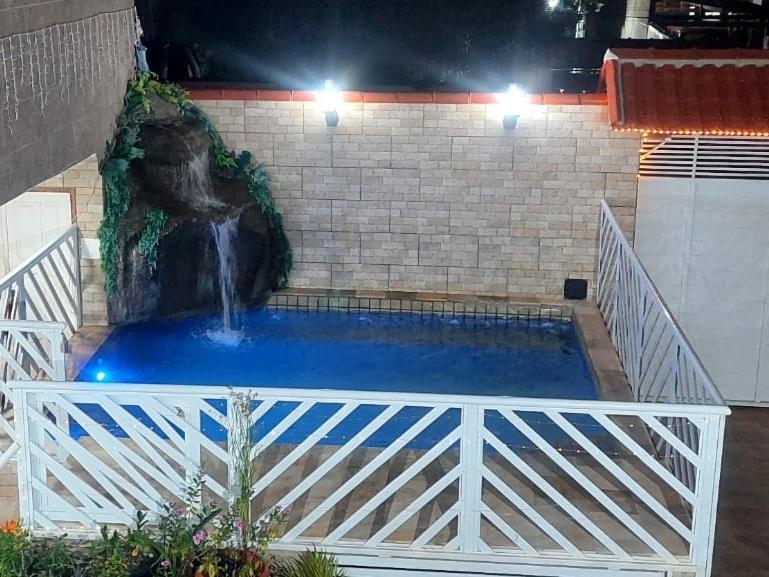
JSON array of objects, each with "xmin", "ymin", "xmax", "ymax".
[
  {"xmin": 195, "ymin": 98, "xmax": 640, "ymax": 300},
  {"xmin": 38, "ymin": 155, "xmax": 107, "ymax": 325}
]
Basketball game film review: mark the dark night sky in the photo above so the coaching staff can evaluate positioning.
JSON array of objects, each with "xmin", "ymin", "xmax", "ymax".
[{"xmin": 137, "ymin": 0, "xmax": 627, "ymax": 92}]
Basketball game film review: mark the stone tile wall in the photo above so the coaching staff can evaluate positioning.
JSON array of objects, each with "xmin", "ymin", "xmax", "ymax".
[
  {"xmin": 196, "ymin": 99, "xmax": 640, "ymax": 300},
  {"xmin": 38, "ymin": 154, "xmax": 106, "ymax": 325}
]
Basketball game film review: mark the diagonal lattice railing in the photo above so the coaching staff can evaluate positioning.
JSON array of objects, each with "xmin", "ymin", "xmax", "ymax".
[
  {"xmin": 10, "ymin": 382, "xmax": 728, "ymax": 577},
  {"xmin": 0, "ymin": 227, "xmax": 78, "ymax": 473}
]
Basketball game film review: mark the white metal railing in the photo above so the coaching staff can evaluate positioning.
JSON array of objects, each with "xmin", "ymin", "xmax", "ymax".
[
  {"xmin": 0, "ymin": 227, "xmax": 79, "ymax": 473},
  {"xmin": 597, "ymin": 200, "xmax": 729, "ymax": 577},
  {"xmin": 598, "ymin": 200, "xmax": 725, "ymax": 407},
  {"xmin": 0, "ymin": 226, "xmax": 82, "ymax": 337},
  {"xmin": 10, "ymin": 381, "xmax": 728, "ymax": 577}
]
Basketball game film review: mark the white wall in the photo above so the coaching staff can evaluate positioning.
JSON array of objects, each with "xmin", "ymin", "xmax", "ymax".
[
  {"xmin": 635, "ymin": 177, "xmax": 769, "ymax": 404},
  {"xmin": 0, "ymin": 191, "xmax": 72, "ymax": 277}
]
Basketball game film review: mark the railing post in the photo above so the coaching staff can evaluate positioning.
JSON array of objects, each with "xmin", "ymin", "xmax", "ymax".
[
  {"xmin": 72, "ymin": 229, "xmax": 83, "ymax": 330},
  {"xmin": 49, "ymin": 328, "xmax": 66, "ymax": 381},
  {"xmin": 14, "ymin": 386, "xmax": 37, "ymax": 530},
  {"xmin": 692, "ymin": 413, "xmax": 727, "ymax": 577},
  {"xmin": 458, "ymin": 404, "xmax": 484, "ymax": 553},
  {"xmin": 16, "ymin": 278, "xmax": 26, "ymax": 321}
]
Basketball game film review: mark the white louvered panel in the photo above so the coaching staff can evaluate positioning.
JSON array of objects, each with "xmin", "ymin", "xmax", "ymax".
[{"xmin": 640, "ymin": 135, "xmax": 769, "ymax": 179}]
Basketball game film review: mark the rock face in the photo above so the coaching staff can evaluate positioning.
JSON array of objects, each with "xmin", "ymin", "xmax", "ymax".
[{"xmin": 108, "ymin": 109, "xmax": 279, "ymax": 324}]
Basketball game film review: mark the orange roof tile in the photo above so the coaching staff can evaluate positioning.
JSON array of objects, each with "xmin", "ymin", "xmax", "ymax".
[{"xmin": 601, "ymin": 48, "xmax": 769, "ymax": 135}]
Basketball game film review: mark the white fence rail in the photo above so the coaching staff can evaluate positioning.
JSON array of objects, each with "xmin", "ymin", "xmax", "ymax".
[
  {"xmin": 10, "ymin": 381, "xmax": 728, "ymax": 577},
  {"xmin": 0, "ymin": 226, "xmax": 82, "ymax": 338},
  {"xmin": 598, "ymin": 201, "xmax": 724, "ymax": 408},
  {"xmin": 0, "ymin": 227, "xmax": 79, "ymax": 476}
]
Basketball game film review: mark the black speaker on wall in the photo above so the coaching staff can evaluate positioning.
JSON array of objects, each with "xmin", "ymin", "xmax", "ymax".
[{"xmin": 564, "ymin": 278, "xmax": 588, "ymax": 300}]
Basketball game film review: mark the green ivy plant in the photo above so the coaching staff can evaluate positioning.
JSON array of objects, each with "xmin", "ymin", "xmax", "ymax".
[
  {"xmin": 137, "ymin": 209, "xmax": 168, "ymax": 272},
  {"xmin": 98, "ymin": 72, "xmax": 292, "ymax": 296}
]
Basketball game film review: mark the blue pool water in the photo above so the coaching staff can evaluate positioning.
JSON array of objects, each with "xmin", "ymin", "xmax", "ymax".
[
  {"xmin": 77, "ymin": 308, "xmax": 603, "ymax": 449},
  {"xmin": 80, "ymin": 308, "xmax": 597, "ymax": 398}
]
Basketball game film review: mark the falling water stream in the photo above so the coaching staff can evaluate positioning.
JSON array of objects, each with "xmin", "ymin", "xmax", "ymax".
[
  {"xmin": 181, "ymin": 151, "xmax": 224, "ymax": 210},
  {"xmin": 206, "ymin": 218, "xmax": 244, "ymax": 345}
]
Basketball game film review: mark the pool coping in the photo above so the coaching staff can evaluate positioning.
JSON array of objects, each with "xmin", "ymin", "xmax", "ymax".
[{"xmin": 572, "ymin": 303, "xmax": 634, "ymax": 403}]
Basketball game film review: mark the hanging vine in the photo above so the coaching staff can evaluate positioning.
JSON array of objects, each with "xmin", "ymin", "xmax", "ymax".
[
  {"xmin": 98, "ymin": 71, "xmax": 292, "ymax": 296},
  {"xmin": 137, "ymin": 208, "xmax": 168, "ymax": 272}
]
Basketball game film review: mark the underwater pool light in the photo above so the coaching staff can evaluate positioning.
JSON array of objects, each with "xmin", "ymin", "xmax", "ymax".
[{"xmin": 96, "ymin": 371, "xmax": 107, "ymax": 382}]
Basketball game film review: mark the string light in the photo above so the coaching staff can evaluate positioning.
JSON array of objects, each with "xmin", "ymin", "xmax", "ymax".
[{"xmin": 0, "ymin": 9, "xmax": 136, "ymax": 134}]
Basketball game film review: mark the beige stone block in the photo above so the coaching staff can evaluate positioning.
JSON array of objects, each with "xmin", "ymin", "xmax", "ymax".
[
  {"xmin": 302, "ymin": 167, "xmax": 360, "ymax": 200},
  {"xmin": 389, "ymin": 265, "xmax": 447, "ymax": 292},
  {"xmin": 289, "ymin": 261, "xmax": 332, "ymax": 288},
  {"xmin": 244, "ymin": 101, "xmax": 302, "ymax": 134},
  {"xmin": 390, "ymin": 201, "xmax": 449, "ymax": 235},
  {"xmin": 479, "ymin": 236, "xmax": 539, "ymax": 271},
  {"xmin": 302, "ymin": 231, "xmax": 360, "ymax": 264},
  {"xmin": 241, "ymin": 132, "xmax": 274, "ymax": 164},
  {"xmin": 418, "ymin": 234, "xmax": 478, "ymax": 267},
  {"xmin": 447, "ymin": 267, "xmax": 507, "ymax": 296},
  {"xmin": 332, "ymin": 200, "xmax": 390, "ymax": 233},
  {"xmin": 362, "ymin": 104, "xmax": 423, "ymax": 136},
  {"xmin": 266, "ymin": 166, "xmax": 302, "ymax": 200},
  {"xmin": 361, "ymin": 233, "xmax": 418, "ymax": 265},
  {"xmin": 391, "ymin": 135, "xmax": 451, "ymax": 170},
  {"xmin": 331, "ymin": 263, "xmax": 389, "ymax": 290},
  {"xmin": 274, "ymin": 198, "xmax": 331, "ymax": 232},
  {"xmin": 423, "ymin": 104, "xmax": 486, "ymax": 137},
  {"xmin": 361, "ymin": 168, "xmax": 420, "ymax": 201},
  {"xmin": 451, "ymin": 137, "xmax": 514, "ymax": 171},
  {"xmin": 285, "ymin": 230, "xmax": 302, "ymax": 261},
  {"xmin": 332, "ymin": 135, "xmax": 391, "ymax": 168},
  {"xmin": 274, "ymin": 133, "xmax": 332, "ymax": 167},
  {"xmin": 449, "ymin": 203, "xmax": 510, "ymax": 236}
]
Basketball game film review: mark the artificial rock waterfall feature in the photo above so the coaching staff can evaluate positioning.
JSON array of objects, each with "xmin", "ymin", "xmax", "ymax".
[{"xmin": 101, "ymin": 80, "xmax": 291, "ymax": 325}]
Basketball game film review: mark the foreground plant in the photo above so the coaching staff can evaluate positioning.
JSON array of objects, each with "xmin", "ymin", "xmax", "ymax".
[
  {"xmin": 274, "ymin": 549, "xmax": 347, "ymax": 577},
  {"xmin": 0, "ymin": 521, "xmax": 76, "ymax": 577},
  {"xmin": 204, "ymin": 392, "xmax": 288, "ymax": 577},
  {"xmin": 87, "ymin": 512, "xmax": 155, "ymax": 577},
  {"xmin": 152, "ymin": 472, "xmax": 220, "ymax": 577}
]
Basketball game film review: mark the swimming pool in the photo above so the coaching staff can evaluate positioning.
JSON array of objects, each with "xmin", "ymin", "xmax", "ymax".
[
  {"xmin": 80, "ymin": 307, "xmax": 597, "ymax": 399},
  {"xmin": 75, "ymin": 307, "xmax": 604, "ymax": 449}
]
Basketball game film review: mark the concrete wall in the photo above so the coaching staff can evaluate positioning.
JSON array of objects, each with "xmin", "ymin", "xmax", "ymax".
[
  {"xmin": 194, "ymin": 97, "xmax": 639, "ymax": 300},
  {"xmin": 635, "ymin": 178, "xmax": 769, "ymax": 404},
  {"xmin": 0, "ymin": 1, "xmax": 136, "ymax": 206},
  {"xmin": 37, "ymin": 155, "xmax": 106, "ymax": 325}
]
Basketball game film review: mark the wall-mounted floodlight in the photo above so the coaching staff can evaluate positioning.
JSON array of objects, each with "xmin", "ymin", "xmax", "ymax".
[
  {"xmin": 318, "ymin": 79, "xmax": 342, "ymax": 127},
  {"xmin": 546, "ymin": 0, "xmax": 559, "ymax": 9},
  {"xmin": 497, "ymin": 84, "xmax": 529, "ymax": 129}
]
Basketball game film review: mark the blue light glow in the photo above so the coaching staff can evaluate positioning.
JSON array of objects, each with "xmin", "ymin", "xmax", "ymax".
[{"xmin": 95, "ymin": 371, "xmax": 107, "ymax": 382}]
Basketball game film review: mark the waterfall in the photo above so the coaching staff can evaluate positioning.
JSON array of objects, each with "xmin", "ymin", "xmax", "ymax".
[
  {"xmin": 181, "ymin": 151, "xmax": 224, "ymax": 210},
  {"xmin": 207, "ymin": 218, "xmax": 243, "ymax": 345}
]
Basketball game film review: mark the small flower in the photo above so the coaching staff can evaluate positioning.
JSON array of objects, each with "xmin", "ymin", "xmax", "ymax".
[
  {"xmin": 193, "ymin": 530, "xmax": 208, "ymax": 545},
  {"xmin": 172, "ymin": 506, "xmax": 185, "ymax": 517},
  {"xmin": 160, "ymin": 560, "xmax": 171, "ymax": 568},
  {"xmin": 234, "ymin": 518, "xmax": 244, "ymax": 530},
  {"xmin": 0, "ymin": 520, "xmax": 20, "ymax": 535}
]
